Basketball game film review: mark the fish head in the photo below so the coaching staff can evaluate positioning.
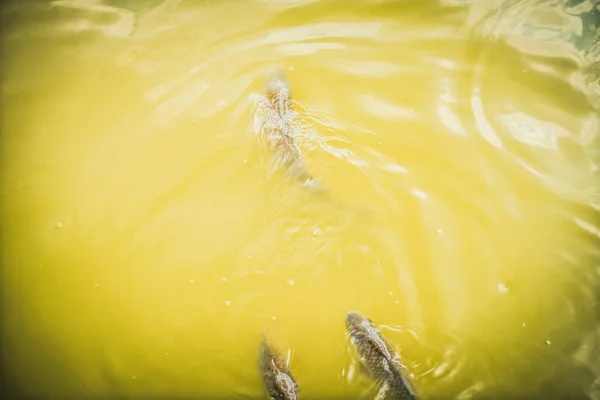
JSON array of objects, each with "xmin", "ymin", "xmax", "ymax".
[
  {"xmin": 346, "ymin": 311, "xmax": 394, "ymax": 360},
  {"xmin": 269, "ymin": 371, "xmax": 299, "ymax": 400},
  {"xmin": 346, "ymin": 311, "xmax": 372, "ymax": 334},
  {"xmin": 265, "ymin": 68, "xmax": 291, "ymax": 103},
  {"xmin": 260, "ymin": 338, "xmax": 298, "ymax": 400},
  {"xmin": 266, "ymin": 68, "xmax": 290, "ymax": 92}
]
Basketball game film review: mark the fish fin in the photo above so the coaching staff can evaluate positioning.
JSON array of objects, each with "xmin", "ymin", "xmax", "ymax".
[
  {"xmin": 358, "ymin": 359, "xmax": 372, "ymax": 379},
  {"xmin": 366, "ymin": 335, "xmax": 393, "ymax": 361},
  {"xmin": 358, "ymin": 380, "xmax": 379, "ymax": 399},
  {"xmin": 374, "ymin": 381, "xmax": 389, "ymax": 400},
  {"xmin": 395, "ymin": 363, "xmax": 419, "ymax": 398}
]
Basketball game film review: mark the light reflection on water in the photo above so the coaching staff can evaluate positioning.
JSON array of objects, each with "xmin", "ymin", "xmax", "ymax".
[{"xmin": 1, "ymin": 0, "xmax": 599, "ymax": 399}]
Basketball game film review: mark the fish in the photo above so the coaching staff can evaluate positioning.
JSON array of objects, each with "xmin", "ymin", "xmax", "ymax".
[
  {"xmin": 259, "ymin": 336, "xmax": 299, "ymax": 400},
  {"xmin": 345, "ymin": 311, "xmax": 418, "ymax": 400},
  {"xmin": 255, "ymin": 68, "xmax": 328, "ymax": 196}
]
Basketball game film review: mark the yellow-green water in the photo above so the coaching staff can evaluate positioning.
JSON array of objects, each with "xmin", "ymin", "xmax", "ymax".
[{"xmin": 1, "ymin": 0, "xmax": 600, "ymax": 399}]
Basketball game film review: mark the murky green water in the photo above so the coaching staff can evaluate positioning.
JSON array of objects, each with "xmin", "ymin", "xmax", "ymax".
[{"xmin": 1, "ymin": 0, "xmax": 599, "ymax": 399}]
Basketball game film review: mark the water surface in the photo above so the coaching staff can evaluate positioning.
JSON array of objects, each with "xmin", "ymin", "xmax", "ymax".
[{"xmin": 1, "ymin": 0, "xmax": 600, "ymax": 399}]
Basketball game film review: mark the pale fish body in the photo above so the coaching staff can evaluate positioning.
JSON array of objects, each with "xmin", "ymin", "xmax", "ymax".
[
  {"xmin": 346, "ymin": 311, "xmax": 418, "ymax": 400},
  {"xmin": 256, "ymin": 69, "xmax": 325, "ymax": 192}
]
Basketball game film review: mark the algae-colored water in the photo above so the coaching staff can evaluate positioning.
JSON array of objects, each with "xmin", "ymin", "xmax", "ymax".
[{"xmin": 1, "ymin": 0, "xmax": 599, "ymax": 399}]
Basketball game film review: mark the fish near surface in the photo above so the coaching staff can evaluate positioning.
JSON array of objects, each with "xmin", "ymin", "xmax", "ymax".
[
  {"xmin": 253, "ymin": 69, "xmax": 328, "ymax": 196},
  {"xmin": 346, "ymin": 311, "xmax": 418, "ymax": 400},
  {"xmin": 259, "ymin": 336, "xmax": 299, "ymax": 400}
]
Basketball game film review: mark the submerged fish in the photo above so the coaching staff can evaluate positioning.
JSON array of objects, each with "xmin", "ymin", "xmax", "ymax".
[
  {"xmin": 254, "ymin": 69, "xmax": 329, "ymax": 197},
  {"xmin": 263, "ymin": 69, "xmax": 310, "ymax": 181},
  {"xmin": 259, "ymin": 336, "xmax": 299, "ymax": 400},
  {"xmin": 345, "ymin": 311, "xmax": 418, "ymax": 400}
]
